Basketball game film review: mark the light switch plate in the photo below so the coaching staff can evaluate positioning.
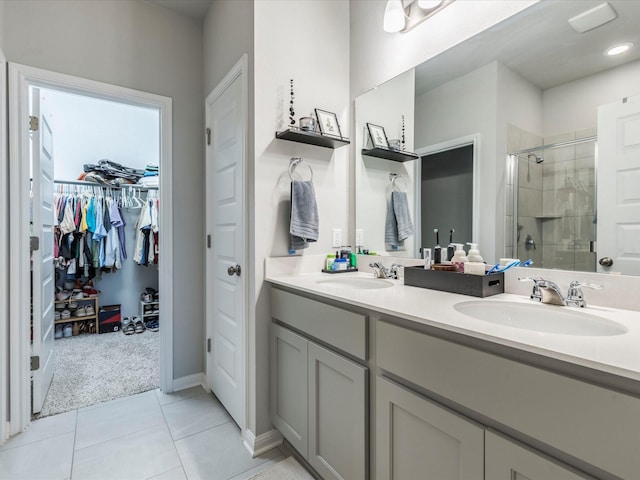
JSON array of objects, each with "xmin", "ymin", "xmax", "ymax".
[
  {"xmin": 332, "ymin": 228, "xmax": 342, "ymax": 248},
  {"xmin": 355, "ymin": 229, "xmax": 364, "ymax": 247}
]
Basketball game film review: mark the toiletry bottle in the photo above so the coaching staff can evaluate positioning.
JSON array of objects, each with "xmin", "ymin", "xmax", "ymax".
[
  {"xmin": 466, "ymin": 243, "xmax": 483, "ymax": 263},
  {"xmin": 326, "ymin": 254, "xmax": 335, "ymax": 271},
  {"xmin": 451, "ymin": 243, "xmax": 469, "ymax": 272}
]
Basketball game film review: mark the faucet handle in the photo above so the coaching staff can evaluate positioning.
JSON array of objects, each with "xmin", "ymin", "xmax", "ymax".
[
  {"xmin": 568, "ymin": 280, "xmax": 603, "ymax": 290},
  {"xmin": 518, "ymin": 276, "xmax": 543, "ymax": 302},
  {"xmin": 566, "ymin": 281, "xmax": 603, "ymax": 308}
]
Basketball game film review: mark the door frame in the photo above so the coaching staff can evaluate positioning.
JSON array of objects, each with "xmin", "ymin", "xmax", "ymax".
[
  {"xmin": 7, "ymin": 63, "xmax": 174, "ymax": 434},
  {"xmin": 204, "ymin": 54, "xmax": 249, "ymax": 431},
  {"xmin": 414, "ymin": 133, "xmax": 481, "ymax": 258},
  {"xmin": 0, "ymin": 49, "xmax": 8, "ymax": 445}
]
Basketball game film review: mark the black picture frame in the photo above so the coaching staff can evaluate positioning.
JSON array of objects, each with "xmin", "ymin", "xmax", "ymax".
[
  {"xmin": 366, "ymin": 123, "xmax": 389, "ymax": 149},
  {"xmin": 315, "ymin": 108, "xmax": 342, "ymax": 138}
]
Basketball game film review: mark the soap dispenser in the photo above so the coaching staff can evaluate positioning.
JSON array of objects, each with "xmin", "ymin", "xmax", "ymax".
[
  {"xmin": 466, "ymin": 243, "xmax": 483, "ymax": 263},
  {"xmin": 451, "ymin": 244, "xmax": 468, "ymax": 272}
]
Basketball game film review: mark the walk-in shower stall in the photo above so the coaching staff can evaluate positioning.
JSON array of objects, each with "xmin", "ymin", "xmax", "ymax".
[{"xmin": 509, "ymin": 135, "xmax": 597, "ymax": 272}]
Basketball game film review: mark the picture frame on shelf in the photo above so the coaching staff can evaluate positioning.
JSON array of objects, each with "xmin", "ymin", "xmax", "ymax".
[
  {"xmin": 315, "ymin": 108, "xmax": 342, "ymax": 138},
  {"xmin": 366, "ymin": 123, "xmax": 389, "ymax": 149}
]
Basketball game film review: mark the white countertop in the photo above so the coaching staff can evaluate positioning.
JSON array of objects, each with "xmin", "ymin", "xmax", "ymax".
[{"xmin": 265, "ymin": 269, "xmax": 640, "ymax": 384}]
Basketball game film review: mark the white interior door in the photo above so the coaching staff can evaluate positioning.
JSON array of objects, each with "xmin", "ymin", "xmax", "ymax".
[
  {"xmin": 30, "ymin": 87, "xmax": 56, "ymax": 413},
  {"xmin": 597, "ymin": 97, "xmax": 640, "ymax": 274},
  {"xmin": 205, "ymin": 58, "xmax": 246, "ymax": 428}
]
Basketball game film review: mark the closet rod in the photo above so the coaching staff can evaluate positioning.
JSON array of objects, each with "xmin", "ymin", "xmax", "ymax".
[{"xmin": 52, "ymin": 179, "xmax": 159, "ymax": 191}]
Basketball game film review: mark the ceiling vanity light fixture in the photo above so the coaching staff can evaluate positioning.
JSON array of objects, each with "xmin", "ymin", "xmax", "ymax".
[
  {"xmin": 605, "ymin": 42, "xmax": 633, "ymax": 56},
  {"xmin": 383, "ymin": 0, "xmax": 454, "ymax": 34}
]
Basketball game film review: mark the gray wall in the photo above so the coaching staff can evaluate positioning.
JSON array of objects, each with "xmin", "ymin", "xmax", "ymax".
[
  {"xmin": 4, "ymin": 0, "xmax": 205, "ymax": 380},
  {"xmin": 0, "ymin": 1, "xmax": 5, "ymax": 51}
]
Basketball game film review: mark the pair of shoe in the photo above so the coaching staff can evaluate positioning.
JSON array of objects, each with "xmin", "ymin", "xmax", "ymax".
[
  {"xmin": 70, "ymin": 290, "xmax": 84, "ymax": 300},
  {"xmin": 61, "ymin": 309, "xmax": 71, "ymax": 320},
  {"xmin": 63, "ymin": 323, "xmax": 72, "ymax": 338},
  {"xmin": 73, "ymin": 305, "xmax": 95, "ymax": 317},
  {"xmin": 55, "ymin": 325, "xmax": 63, "ymax": 339},
  {"xmin": 55, "ymin": 289, "xmax": 71, "ymax": 301},
  {"xmin": 122, "ymin": 317, "xmax": 145, "ymax": 334},
  {"xmin": 145, "ymin": 319, "xmax": 159, "ymax": 332},
  {"xmin": 54, "ymin": 311, "xmax": 61, "ymax": 320}
]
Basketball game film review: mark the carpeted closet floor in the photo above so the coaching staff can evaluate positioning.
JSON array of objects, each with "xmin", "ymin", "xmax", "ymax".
[{"xmin": 37, "ymin": 330, "xmax": 159, "ymax": 418}]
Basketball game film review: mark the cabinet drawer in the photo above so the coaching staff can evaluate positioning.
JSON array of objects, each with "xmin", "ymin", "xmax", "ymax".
[
  {"xmin": 376, "ymin": 319, "xmax": 640, "ymax": 479},
  {"xmin": 271, "ymin": 288, "xmax": 367, "ymax": 360}
]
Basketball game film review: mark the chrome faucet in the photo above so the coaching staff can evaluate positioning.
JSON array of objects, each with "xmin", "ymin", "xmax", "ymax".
[
  {"xmin": 369, "ymin": 261, "xmax": 403, "ymax": 279},
  {"xmin": 519, "ymin": 277, "xmax": 603, "ymax": 307},
  {"xmin": 369, "ymin": 262, "xmax": 389, "ymax": 278}
]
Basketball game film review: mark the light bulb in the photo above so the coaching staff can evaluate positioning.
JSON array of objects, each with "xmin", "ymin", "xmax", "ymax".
[
  {"xmin": 383, "ymin": 0, "xmax": 405, "ymax": 33},
  {"xmin": 605, "ymin": 43, "xmax": 633, "ymax": 56},
  {"xmin": 418, "ymin": 0, "xmax": 442, "ymax": 9}
]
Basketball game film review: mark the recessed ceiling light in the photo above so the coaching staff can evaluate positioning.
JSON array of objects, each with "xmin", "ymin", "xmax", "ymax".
[{"xmin": 605, "ymin": 43, "xmax": 633, "ymax": 56}]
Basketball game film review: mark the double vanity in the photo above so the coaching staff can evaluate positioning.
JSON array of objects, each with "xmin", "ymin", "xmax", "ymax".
[{"xmin": 266, "ymin": 257, "xmax": 640, "ymax": 480}]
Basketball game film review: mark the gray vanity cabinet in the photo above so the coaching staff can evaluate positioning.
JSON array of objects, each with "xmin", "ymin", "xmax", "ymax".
[
  {"xmin": 485, "ymin": 431, "xmax": 595, "ymax": 480},
  {"xmin": 270, "ymin": 305, "xmax": 367, "ymax": 480},
  {"xmin": 376, "ymin": 376, "xmax": 484, "ymax": 480},
  {"xmin": 271, "ymin": 324, "xmax": 308, "ymax": 457},
  {"xmin": 308, "ymin": 341, "xmax": 367, "ymax": 480}
]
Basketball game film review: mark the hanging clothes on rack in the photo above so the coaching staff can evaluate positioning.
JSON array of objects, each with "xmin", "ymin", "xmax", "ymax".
[{"xmin": 132, "ymin": 192, "xmax": 160, "ymax": 266}]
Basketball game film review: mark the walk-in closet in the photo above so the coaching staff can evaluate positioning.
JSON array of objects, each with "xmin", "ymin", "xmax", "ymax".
[{"xmin": 30, "ymin": 87, "xmax": 162, "ymax": 417}]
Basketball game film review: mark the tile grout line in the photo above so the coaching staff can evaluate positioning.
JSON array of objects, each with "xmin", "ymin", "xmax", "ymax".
[
  {"xmin": 155, "ymin": 387, "xmax": 191, "ymax": 480},
  {"xmin": 69, "ymin": 409, "xmax": 79, "ymax": 480}
]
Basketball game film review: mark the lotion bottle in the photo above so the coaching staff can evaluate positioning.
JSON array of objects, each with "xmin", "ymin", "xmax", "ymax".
[
  {"xmin": 451, "ymin": 244, "xmax": 468, "ymax": 272},
  {"xmin": 466, "ymin": 243, "xmax": 483, "ymax": 263}
]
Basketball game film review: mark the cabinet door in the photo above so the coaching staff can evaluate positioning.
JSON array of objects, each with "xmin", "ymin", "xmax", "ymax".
[
  {"xmin": 485, "ymin": 431, "xmax": 595, "ymax": 480},
  {"xmin": 308, "ymin": 342, "xmax": 367, "ymax": 480},
  {"xmin": 271, "ymin": 323, "xmax": 308, "ymax": 457},
  {"xmin": 376, "ymin": 376, "xmax": 484, "ymax": 480}
]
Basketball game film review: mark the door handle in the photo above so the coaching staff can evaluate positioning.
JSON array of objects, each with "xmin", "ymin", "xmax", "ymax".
[
  {"xmin": 227, "ymin": 264, "xmax": 241, "ymax": 276},
  {"xmin": 599, "ymin": 257, "xmax": 613, "ymax": 267}
]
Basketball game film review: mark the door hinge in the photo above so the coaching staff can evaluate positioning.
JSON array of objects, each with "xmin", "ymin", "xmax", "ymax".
[
  {"xmin": 31, "ymin": 356, "xmax": 40, "ymax": 371},
  {"xmin": 207, "ymin": 338, "xmax": 211, "ymax": 353},
  {"xmin": 207, "ymin": 235, "xmax": 212, "ymax": 249},
  {"xmin": 30, "ymin": 236, "xmax": 40, "ymax": 252},
  {"xmin": 206, "ymin": 128, "xmax": 211, "ymax": 146},
  {"xmin": 29, "ymin": 116, "xmax": 39, "ymax": 132}
]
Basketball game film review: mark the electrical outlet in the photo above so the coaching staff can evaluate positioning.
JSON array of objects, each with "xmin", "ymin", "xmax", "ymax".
[
  {"xmin": 332, "ymin": 228, "xmax": 342, "ymax": 248},
  {"xmin": 355, "ymin": 229, "xmax": 364, "ymax": 247}
]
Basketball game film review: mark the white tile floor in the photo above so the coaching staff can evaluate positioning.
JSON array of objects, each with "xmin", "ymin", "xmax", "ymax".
[{"xmin": 0, "ymin": 387, "xmax": 290, "ymax": 480}]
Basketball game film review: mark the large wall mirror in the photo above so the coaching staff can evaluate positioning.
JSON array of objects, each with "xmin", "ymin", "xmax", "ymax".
[{"xmin": 354, "ymin": 0, "xmax": 640, "ymax": 275}]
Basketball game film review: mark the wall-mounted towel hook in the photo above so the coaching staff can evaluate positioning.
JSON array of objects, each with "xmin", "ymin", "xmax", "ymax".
[{"xmin": 289, "ymin": 157, "xmax": 313, "ymax": 182}]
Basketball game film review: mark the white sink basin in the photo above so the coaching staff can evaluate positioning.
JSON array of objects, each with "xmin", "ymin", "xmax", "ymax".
[
  {"xmin": 454, "ymin": 301, "xmax": 628, "ymax": 336},
  {"xmin": 316, "ymin": 276, "xmax": 395, "ymax": 290}
]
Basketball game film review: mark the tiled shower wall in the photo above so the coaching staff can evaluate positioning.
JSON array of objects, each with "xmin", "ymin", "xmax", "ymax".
[{"xmin": 506, "ymin": 125, "xmax": 597, "ymax": 272}]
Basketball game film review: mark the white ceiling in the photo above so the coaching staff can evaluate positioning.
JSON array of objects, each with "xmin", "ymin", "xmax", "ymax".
[
  {"xmin": 415, "ymin": 0, "xmax": 640, "ymax": 95},
  {"xmin": 146, "ymin": 0, "xmax": 213, "ymax": 20}
]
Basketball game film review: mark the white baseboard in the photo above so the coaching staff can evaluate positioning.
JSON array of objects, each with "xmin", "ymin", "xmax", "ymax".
[
  {"xmin": 242, "ymin": 428, "xmax": 283, "ymax": 458},
  {"xmin": 171, "ymin": 372, "xmax": 205, "ymax": 393}
]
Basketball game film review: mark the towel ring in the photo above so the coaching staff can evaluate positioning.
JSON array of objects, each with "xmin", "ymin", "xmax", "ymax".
[
  {"xmin": 289, "ymin": 157, "xmax": 313, "ymax": 181},
  {"xmin": 389, "ymin": 173, "xmax": 407, "ymax": 191}
]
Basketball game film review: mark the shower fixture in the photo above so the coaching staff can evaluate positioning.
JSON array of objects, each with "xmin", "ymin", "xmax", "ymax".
[{"xmin": 528, "ymin": 153, "xmax": 544, "ymax": 164}]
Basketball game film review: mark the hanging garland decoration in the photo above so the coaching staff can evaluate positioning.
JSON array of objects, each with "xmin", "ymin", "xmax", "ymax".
[{"xmin": 289, "ymin": 79, "xmax": 295, "ymax": 126}]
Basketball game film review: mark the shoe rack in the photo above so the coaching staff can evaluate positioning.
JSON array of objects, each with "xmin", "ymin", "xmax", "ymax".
[
  {"xmin": 140, "ymin": 298, "xmax": 159, "ymax": 329},
  {"xmin": 54, "ymin": 296, "xmax": 99, "ymax": 336}
]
